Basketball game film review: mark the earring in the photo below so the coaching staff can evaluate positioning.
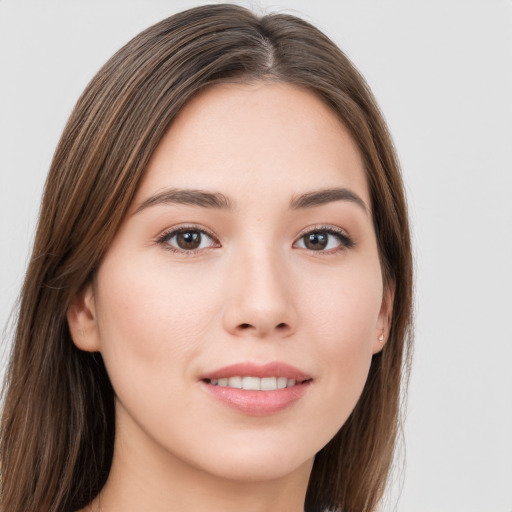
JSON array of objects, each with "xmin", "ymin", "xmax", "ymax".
[{"xmin": 378, "ymin": 334, "xmax": 384, "ymax": 343}]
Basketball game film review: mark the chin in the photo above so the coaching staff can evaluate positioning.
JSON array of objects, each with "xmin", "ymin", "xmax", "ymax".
[
  {"xmin": 200, "ymin": 451, "xmax": 314, "ymax": 484},
  {"xmin": 181, "ymin": 429, "xmax": 321, "ymax": 484}
]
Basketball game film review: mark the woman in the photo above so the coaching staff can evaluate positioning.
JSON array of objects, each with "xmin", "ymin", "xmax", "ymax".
[{"xmin": 0, "ymin": 4, "xmax": 413, "ymax": 512}]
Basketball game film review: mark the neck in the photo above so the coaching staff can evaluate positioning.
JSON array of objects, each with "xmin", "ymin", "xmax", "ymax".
[{"xmin": 84, "ymin": 408, "xmax": 312, "ymax": 512}]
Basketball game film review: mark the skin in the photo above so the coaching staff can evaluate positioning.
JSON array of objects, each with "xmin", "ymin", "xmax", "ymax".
[{"xmin": 69, "ymin": 82, "xmax": 392, "ymax": 512}]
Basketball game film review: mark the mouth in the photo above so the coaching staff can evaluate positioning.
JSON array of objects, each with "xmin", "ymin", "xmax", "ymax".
[
  {"xmin": 199, "ymin": 361, "xmax": 312, "ymax": 387},
  {"xmin": 199, "ymin": 362, "xmax": 312, "ymax": 415},
  {"xmin": 205, "ymin": 376, "xmax": 308, "ymax": 390}
]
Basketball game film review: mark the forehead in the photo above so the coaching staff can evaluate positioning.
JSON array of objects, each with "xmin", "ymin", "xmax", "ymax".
[{"xmin": 136, "ymin": 82, "xmax": 369, "ymax": 207}]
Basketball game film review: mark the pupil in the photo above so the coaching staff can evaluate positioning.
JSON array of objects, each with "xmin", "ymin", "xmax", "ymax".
[
  {"xmin": 177, "ymin": 231, "xmax": 201, "ymax": 249},
  {"xmin": 305, "ymin": 232, "xmax": 327, "ymax": 250}
]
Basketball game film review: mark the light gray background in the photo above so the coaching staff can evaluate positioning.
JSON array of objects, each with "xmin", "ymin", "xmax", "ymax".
[{"xmin": 1, "ymin": 1, "xmax": 511, "ymax": 511}]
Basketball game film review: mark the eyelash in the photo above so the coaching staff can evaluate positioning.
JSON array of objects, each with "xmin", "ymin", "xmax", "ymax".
[
  {"xmin": 156, "ymin": 224, "xmax": 220, "ymax": 255},
  {"xmin": 156, "ymin": 224, "xmax": 354, "ymax": 255},
  {"xmin": 294, "ymin": 225, "xmax": 355, "ymax": 253}
]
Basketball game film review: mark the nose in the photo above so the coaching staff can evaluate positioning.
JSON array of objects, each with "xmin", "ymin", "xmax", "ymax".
[{"xmin": 222, "ymin": 245, "xmax": 297, "ymax": 339}]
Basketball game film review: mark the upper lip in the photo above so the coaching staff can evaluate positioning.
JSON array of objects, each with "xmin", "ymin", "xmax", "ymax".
[{"xmin": 199, "ymin": 362, "xmax": 312, "ymax": 382}]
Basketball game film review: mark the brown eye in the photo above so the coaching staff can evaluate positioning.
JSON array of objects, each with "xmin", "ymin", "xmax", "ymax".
[
  {"xmin": 303, "ymin": 232, "xmax": 328, "ymax": 250},
  {"xmin": 160, "ymin": 228, "xmax": 218, "ymax": 253},
  {"xmin": 294, "ymin": 228, "xmax": 354, "ymax": 252},
  {"xmin": 176, "ymin": 230, "xmax": 202, "ymax": 250}
]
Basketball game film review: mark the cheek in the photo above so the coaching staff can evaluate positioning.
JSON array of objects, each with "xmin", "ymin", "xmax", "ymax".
[
  {"xmin": 298, "ymin": 264, "xmax": 382, "ymax": 420},
  {"xmin": 300, "ymin": 258, "xmax": 382, "ymax": 347},
  {"xmin": 93, "ymin": 254, "xmax": 221, "ymax": 388}
]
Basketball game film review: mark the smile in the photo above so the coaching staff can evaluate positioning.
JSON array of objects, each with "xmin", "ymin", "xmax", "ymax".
[
  {"xmin": 208, "ymin": 376, "xmax": 300, "ymax": 390},
  {"xmin": 200, "ymin": 362, "xmax": 312, "ymax": 415}
]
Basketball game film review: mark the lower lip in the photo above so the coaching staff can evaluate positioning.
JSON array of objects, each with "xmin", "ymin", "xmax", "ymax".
[{"xmin": 201, "ymin": 381, "xmax": 311, "ymax": 416}]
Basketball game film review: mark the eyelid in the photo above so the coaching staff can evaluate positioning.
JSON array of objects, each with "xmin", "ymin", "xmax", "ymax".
[
  {"xmin": 156, "ymin": 224, "xmax": 220, "ymax": 254},
  {"xmin": 155, "ymin": 223, "xmax": 354, "ymax": 255},
  {"xmin": 293, "ymin": 224, "xmax": 354, "ymax": 252}
]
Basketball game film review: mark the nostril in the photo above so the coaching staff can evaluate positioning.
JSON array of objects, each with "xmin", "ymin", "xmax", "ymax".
[{"xmin": 235, "ymin": 322, "xmax": 291, "ymax": 334}]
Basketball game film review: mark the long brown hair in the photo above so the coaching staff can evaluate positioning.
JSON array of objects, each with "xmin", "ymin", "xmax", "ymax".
[{"xmin": 0, "ymin": 4, "xmax": 413, "ymax": 512}]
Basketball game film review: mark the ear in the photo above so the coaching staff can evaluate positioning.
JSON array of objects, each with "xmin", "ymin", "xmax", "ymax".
[
  {"xmin": 67, "ymin": 281, "xmax": 101, "ymax": 352},
  {"xmin": 372, "ymin": 281, "xmax": 395, "ymax": 354}
]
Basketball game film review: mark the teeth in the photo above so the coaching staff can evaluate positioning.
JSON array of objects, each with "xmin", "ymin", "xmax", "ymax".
[
  {"xmin": 210, "ymin": 376, "xmax": 301, "ymax": 390},
  {"xmin": 277, "ymin": 377, "xmax": 288, "ymax": 389},
  {"xmin": 228, "ymin": 376, "xmax": 242, "ymax": 388},
  {"xmin": 243, "ymin": 376, "xmax": 260, "ymax": 390},
  {"xmin": 260, "ymin": 377, "xmax": 277, "ymax": 390}
]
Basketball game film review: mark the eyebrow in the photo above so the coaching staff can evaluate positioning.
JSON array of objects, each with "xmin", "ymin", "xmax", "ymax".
[
  {"xmin": 290, "ymin": 187, "xmax": 369, "ymax": 215},
  {"xmin": 134, "ymin": 188, "xmax": 233, "ymax": 214},
  {"xmin": 134, "ymin": 186, "xmax": 368, "ymax": 215}
]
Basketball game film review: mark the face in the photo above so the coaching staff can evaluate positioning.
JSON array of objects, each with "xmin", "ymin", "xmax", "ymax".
[{"xmin": 70, "ymin": 82, "xmax": 391, "ymax": 485}]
